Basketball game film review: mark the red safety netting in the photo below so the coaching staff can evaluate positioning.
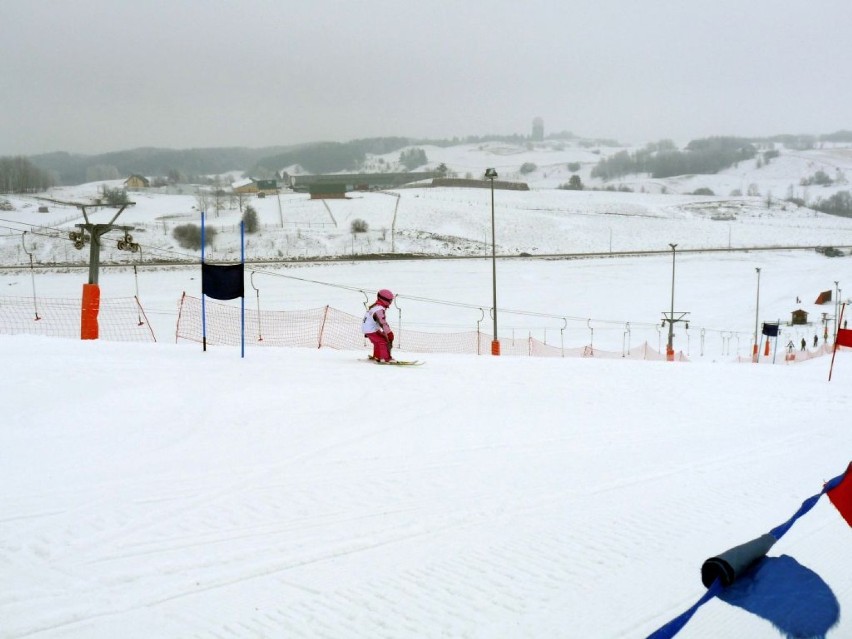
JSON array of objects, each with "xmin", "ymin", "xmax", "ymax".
[
  {"xmin": 176, "ymin": 294, "xmax": 673, "ymax": 360},
  {"xmin": 0, "ymin": 296, "xmax": 156, "ymax": 342}
]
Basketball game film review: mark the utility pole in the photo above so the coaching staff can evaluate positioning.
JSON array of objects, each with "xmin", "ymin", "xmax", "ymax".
[
  {"xmin": 834, "ymin": 281, "xmax": 840, "ymax": 342},
  {"xmin": 662, "ymin": 243, "xmax": 689, "ymax": 361},
  {"xmin": 668, "ymin": 243, "xmax": 676, "ymax": 360},
  {"xmin": 753, "ymin": 267, "xmax": 761, "ymax": 362},
  {"xmin": 376, "ymin": 190, "xmax": 401, "ymax": 253}
]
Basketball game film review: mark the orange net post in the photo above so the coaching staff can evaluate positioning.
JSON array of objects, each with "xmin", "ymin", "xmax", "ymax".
[
  {"xmin": 491, "ymin": 340, "xmax": 501, "ymax": 355},
  {"xmin": 81, "ymin": 283, "xmax": 100, "ymax": 340}
]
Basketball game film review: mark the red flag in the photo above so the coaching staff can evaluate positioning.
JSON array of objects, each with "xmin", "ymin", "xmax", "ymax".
[
  {"xmin": 836, "ymin": 328, "xmax": 852, "ymax": 348},
  {"xmin": 827, "ymin": 462, "xmax": 852, "ymax": 527},
  {"xmin": 816, "ymin": 290, "xmax": 833, "ymax": 304}
]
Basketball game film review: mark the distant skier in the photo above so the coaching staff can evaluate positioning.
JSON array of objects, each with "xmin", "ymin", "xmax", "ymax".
[
  {"xmin": 814, "ymin": 334, "xmax": 819, "ymax": 348},
  {"xmin": 801, "ymin": 338, "xmax": 807, "ymax": 351},
  {"xmin": 363, "ymin": 289, "xmax": 395, "ymax": 363}
]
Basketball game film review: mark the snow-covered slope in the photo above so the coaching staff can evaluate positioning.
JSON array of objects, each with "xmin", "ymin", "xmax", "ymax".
[{"xmin": 2, "ymin": 333, "xmax": 851, "ymax": 639}]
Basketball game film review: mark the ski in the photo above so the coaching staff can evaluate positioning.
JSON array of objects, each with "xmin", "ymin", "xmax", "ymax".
[{"xmin": 366, "ymin": 356, "xmax": 424, "ymax": 366}]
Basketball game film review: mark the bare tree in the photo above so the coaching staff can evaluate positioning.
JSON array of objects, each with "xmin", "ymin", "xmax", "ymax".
[{"xmin": 195, "ymin": 187, "xmax": 211, "ymax": 213}]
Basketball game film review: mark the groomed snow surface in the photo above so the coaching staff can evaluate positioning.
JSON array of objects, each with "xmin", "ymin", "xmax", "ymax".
[{"xmin": 3, "ymin": 261, "xmax": 852, "ymax": 638}]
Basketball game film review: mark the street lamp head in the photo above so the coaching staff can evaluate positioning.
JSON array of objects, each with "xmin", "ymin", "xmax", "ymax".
[{"xmin": 485, "ymin": 168, "xmax": 498, "ymax": 180}]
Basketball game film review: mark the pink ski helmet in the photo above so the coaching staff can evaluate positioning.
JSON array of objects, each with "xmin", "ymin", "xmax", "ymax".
[{"xmin": 377, "ymin": 289, "xmax": 394, "ymax": 306}]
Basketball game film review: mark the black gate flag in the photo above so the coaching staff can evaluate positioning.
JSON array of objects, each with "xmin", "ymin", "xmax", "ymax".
[
  {"xmin": 762, "ymin": 322, "xmax": 780, "ymax": 337},
  {"xmin": 202, "ymin": 263, "xmax": 245, "ymax": 300}
]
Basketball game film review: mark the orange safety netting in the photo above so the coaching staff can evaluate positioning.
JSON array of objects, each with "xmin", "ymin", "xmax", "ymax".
[
  {"xmin": 176, "ymin": 293, "xmax": 675, "ymax": 360},
  {"xmin": 0, "ymin": 296, "xmax": 156, "ymax": 342},
  {"xmin": 736, "ymin": 342, "xmax": 833, "ymax": 364}
]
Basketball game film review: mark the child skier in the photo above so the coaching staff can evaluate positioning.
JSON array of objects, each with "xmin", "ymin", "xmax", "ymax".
[{"xmin": 363, "ymin": 289, "xmax": 395, "ymax": 363}]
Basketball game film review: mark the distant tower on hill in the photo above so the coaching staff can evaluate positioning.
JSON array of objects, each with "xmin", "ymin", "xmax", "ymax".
[{"xmin": 532, "ymin": 117, "xmax": 544, "ymax": 141}]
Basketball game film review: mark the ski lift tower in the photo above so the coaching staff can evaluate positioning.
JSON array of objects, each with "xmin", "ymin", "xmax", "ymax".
[{"xmin": 39, "ymin": 196, "xmax": 137, "ymax": 339}]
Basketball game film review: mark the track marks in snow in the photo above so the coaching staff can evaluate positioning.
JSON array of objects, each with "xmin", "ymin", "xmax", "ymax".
[{"xmin": 4, "ymin": 360, "xmax": 851, "ymax": 638}]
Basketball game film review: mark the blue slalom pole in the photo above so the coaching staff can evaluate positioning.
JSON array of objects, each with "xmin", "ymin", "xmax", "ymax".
[
  {"xmin": 240, "ymin": 220, "xmax": 245, "ymax": 359},
  {"xmin": 201, "ymin": 211, "xmax": 207, "ymax": 352}
]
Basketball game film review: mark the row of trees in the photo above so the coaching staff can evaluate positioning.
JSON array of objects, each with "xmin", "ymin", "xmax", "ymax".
[
  {"xmin": 814, "ymin": 191, "xmax": 852, "ymax": 217},
  {"xmin": 0, "ymin": 156, "xmax": 56, "ymax": 193},
  {"xmin": 27, "ymin": 134, "xmax": 599, "ymax": 186},
  {"xmin": 254, "ymin": 138, "xmax": 415, "ymax": 175},
  {"xmin": 399, "ymin": 148, "xmax": 428, "ymax": 170},
  {"xmin": 30, "ymin": 147, "xmax": 287, "ymax": 186},
  {"xmin": 591, "ymin": 137, "xmax": 757, "ymax": 181},
  {"xmin": 758, "ymin": 131, "xmax": 852, "ymax": 150}
]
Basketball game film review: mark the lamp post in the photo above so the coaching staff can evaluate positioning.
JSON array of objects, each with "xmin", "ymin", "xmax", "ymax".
[
  {"xmin": 666, "ymin": 243, "xmax": 677, "ymax": 361},
  {"xmin": 485, "ymin": 168, "xmax": 499, "ymax": 355},
  {"xmin": 753, "ymin": 267, "xmax": 761, "ymax": 362}
]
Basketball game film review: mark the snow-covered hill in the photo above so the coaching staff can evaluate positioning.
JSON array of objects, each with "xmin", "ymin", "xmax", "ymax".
[{"xmin": 2, "ymin": 141, "xmax": 852, "ymax": 265}]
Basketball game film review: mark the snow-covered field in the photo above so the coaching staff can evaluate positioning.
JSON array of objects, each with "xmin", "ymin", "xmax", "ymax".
[{"xmin": 2, "ymin": 141, "xmax": 852, "ymax": 638}]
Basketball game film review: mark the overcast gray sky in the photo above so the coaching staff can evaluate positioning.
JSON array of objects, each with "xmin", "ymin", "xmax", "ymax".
[{"xmin": 2, "ymin": 0, "xmax": 851, "ymax": 155}]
